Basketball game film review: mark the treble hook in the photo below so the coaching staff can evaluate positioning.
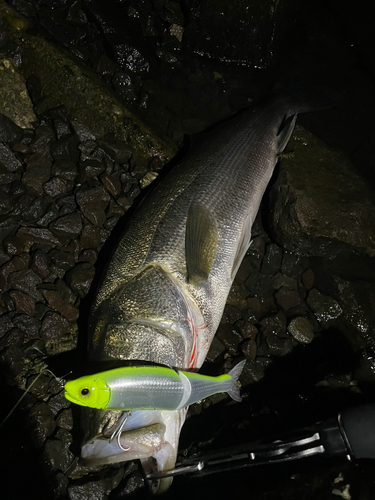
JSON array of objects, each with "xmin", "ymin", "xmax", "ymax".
[{"xmin": 108, "ymin": 411, "xmax": 132, "ymax": 452}]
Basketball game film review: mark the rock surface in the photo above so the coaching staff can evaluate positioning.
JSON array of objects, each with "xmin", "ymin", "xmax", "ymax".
[{"xmin": 269, "ymin": 126, "xmax": 375, "ymax": 257}]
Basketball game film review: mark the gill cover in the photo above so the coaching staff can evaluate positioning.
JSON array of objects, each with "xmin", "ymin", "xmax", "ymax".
[{"xmin": 65, "ymin": 376, "xmax": 110, "ymax": 409}]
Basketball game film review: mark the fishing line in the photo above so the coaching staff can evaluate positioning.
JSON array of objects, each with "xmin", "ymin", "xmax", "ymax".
[{"xmin": 0, "ymin": 368, "xmax": 72, "ymax": 428}]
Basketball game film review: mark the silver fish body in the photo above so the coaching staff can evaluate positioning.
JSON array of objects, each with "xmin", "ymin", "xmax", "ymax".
[{"xmin": 81, "ymin": 86, "xmax": 332, "ymax": 489}]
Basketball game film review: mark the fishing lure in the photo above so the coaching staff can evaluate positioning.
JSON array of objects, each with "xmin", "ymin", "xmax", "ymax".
[{"xmin": 64, "ymin": 360, "xmax": 246, "ymax": 411}]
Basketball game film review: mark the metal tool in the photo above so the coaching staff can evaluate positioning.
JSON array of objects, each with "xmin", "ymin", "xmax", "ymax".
[{"xmin": 146, "ymin": 403, "xmax": 375, "ymax": 479}]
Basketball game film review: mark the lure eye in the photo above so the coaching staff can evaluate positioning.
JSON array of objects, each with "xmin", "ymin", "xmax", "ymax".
[{"xmin": 81, "ymin": 388, "xmax": 90, "ymax": 396}]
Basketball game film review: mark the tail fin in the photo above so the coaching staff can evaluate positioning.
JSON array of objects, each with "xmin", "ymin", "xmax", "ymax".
[{"xmin": 226, "ymin": 360, "xmax": 246, "ymax": 402}]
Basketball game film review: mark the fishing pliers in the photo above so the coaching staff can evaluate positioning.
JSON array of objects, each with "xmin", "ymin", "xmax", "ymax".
[{"xmin": 146, "ymin": 403, "xmax": 375, "ymax": 479}]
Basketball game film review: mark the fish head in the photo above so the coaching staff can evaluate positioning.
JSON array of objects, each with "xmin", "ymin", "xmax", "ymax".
[
  {"xmin": 79, "ymin": 407, "xmax": 187, "ymax": 492},
  {"xmin": 64, "ymin": 375, "xmax": 110, "ymax": 409}
]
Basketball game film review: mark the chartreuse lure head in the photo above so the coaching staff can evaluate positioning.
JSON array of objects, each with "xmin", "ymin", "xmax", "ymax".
[{"xmin": 64, "ymin": 375, "xmax": 110, "ymax": 409}]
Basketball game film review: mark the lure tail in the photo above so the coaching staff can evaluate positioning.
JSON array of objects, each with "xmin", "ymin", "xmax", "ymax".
[{"xmin": 226, "ymin": 360, "xmax": 246, "ymax": 402}]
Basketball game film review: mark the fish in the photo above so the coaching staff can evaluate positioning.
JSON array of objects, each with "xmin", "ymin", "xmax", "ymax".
[
  {"xmin": 65, "ymin": 360, "xmax": 245, "ymax": 410},
  {"xmin": 80, "ymin": 81, "xmax": 338, "ymax": 492}
]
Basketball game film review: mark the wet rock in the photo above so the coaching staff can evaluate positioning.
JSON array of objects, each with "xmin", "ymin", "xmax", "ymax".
[
  {"xmin": 79, "ymin": 249, "xmax": 97, "ymax": 264},
  {"xmin": 104, "ymin": 215, "xmax": 121, "ymax": 231},
  {"xmin": 269, "ymin": 126, "xmax": 375, "ymax": 258},
  {"xmin": 235, "ymin": 319, "xmax": 258, "ymax": 340},
  {"xmin": 260, "ymin": 243, "xmax": 282, "ymax": 275},
  {"xmin": 65, "ymin": 262, "xmax": 95, "ymax": 298},
  {"xmin": 226, "ymin": 283, "xmax": 248, "ymax": 310},
  {"xmin": 18, "ymin": 28, "xmax": 176, "ymax": 162},
  {"xmin": 0, "ymin": 112, "xmax": 23, "ymax": 142},
  {"xmin": 52, "ymin": 160, "xmax": 78, "ymax": 182},
  {"xmin": 76, "ymin": 185, "xmax": 110, "ymax": 226},
  {"xmin": 0, "ymin": 327, "xmax": 24, "ymax": 349},
  {"xmin": 0, "ymin": 254, "xmax": 29, "ymax": 292},
  {"xmin": 21, "ymin": 197, "xmax": 48, "ymax": 222},
  {"xmin": 221, "ymin": 304, "xmax": 242, "ymax": 325},
  {"xmin": 2, "ymin": 291, "xmax": 15, "ymax": 311},
  {"xmin": 302, "ymin": 268, "xmax": 315, "ymax": 289},
  {"xmin": 30, "ymin": 248, "xmax": 51, "ymax": 280},
  {"xmin": 0, "ymin": 247, "xmax": 11, "ymax": 266},
  {"xmin": 41, "ymin": 311, "xmax": 77, "ymax": 355},
  {"xmin": 281, "ymin": 251, "xmax": 309, "ymax": 276},
  {"xmin": 272, "ymin": 272, "xmax": 298, "ymax": 290},
  {"xmin": 307, "ymin": 289, "xmax": 343, "ymax": 323},
  {"xmin": 41, "ymin": 288, "xmax": 79, "ymax": 322},
  {"xmin": 67, "ymin": 478, "xmax": 110, "ymax": 500},
  {"xmin": 275, "ymin": 287, "xmax": 302, "ymax": 311},
  {"xmin": 0, "ymin": 142, "xmax": 22, "ymax": 173},
  {"xmin": 114, "ymin": 473, "xmax": 144, "ymax": 498},
  {"xmin": 49, "ymin": 472, "xmax": 69, "ymax": 500},
  {"xmin": 55, "ymin": 278, "xmax": 76, "ymax": 304},
  {"xmin": 240, "ymin": 357, "xmax": 272, "ymax": 386},
  {"xmin": 0, "ymin": 345, "xmax": 24, "ymax": 377},
  {"xmin": 50, "ymin": 133, "xmax": 80, "ymax": 162},
  {"xmin": 50, "ymin": 213, "xmax": 82, "ymax": 238},
  {"xmin": 9, "ymin": 290, "xmax": 35, "ymax": 315},
  {"xmin": 13, "ymin": 313, "xmax": 40, "ymax": 339},
  {"xmin": 29, "ymin": 402, "xmax": 56, "ymax": 448},
  {"xmin": 43, "ymin": 176, "xmax": 71, "ymax": 198},
  {"xmin": 266, "ymin": 333, "xmax": 294, "ymax": 356},
  {"xmin": 206, "ymin": 336, "xmax": 225, "ymax": 362},
  {"xmin": 216, "ymin": 324, "xmax": 242, "ymax": 354},
  {"xmin": 26, "ymin": 372, "xmax": 51, "ymax": 397},
  {"xmin": 56, "ymin": 194, "xmax": 78, "ymax": 215},
  {"xmin": 36, "ymin": 205, "xmax": 60, "ymax": 228},
  {"xmin": 78, "ymin": 159, "xmax": 106, "ymax": 182},
  {"xmin": 9, "ymin": 192, "xmax": 34, "ymax": 216},
  {"xmin": 56, "ymin": 408, "xmax": 73, "ymax": 431},
  {"xmin": 0, "ymin": 311, "xmax": 15, "ymax": 338},
  {"xmin": 241, "ymin": 338, "xmax": 257, "ymax": 360},
  {"xmin": 100, "ymin": 171, "xmax": 121, "ymax": 197},
  {"xmin": 0, "ymin": 186, "xmax": 12, "ymax": 214},
  {"xmin": 260, "ymin": 312, "xmax": 286, "ymax": 337},
  {"xmin": 43, "ymin": 429, "xmax": 75, "ymax": 473},
  {"xmin": 9, "ymin": 268, "xmax": 42, "ymax": 300},
  {"xmin": 117, "ymin": 197, "xmax": 133, "ymax": 211},
  {"xmin": 49, "ymin": 249, "xmax": 76, "ymax": 271},
  {"xmin": 23, "ymin": 161, "xmax": 52, "ymax": 197},
  {"xmin": 97, "ymin": 135, "xmax": 132, "ymax": 163},
  {"xmin": 17, "ymin": 226, "xmax": 66, "ymax": 248},
  {"xmin": 0, "ymin": 56, "xmax": 36, "ymax": 128},
  {"xmin": 80, "ymin": 224, "xmax": 110, "ymax": 249},
  {"xmin": 3, "ymin": 234, "xmax": 26, "ymax": 255},
  {"xmin": 48, "ymin": 390, "xmax": 72, "ymax": 416},
  {"xmin": 287, "ymin": 317, "xmax": 315, "ymax": 344},
  {"xmin": 140, "ymin": 171, "xmax": 158, "ymax": 190}
]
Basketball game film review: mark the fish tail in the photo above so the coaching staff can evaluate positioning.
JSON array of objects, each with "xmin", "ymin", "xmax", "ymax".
[{"xmin": 226, "ymin": 359, "xmax": 246, "ymax": 402}]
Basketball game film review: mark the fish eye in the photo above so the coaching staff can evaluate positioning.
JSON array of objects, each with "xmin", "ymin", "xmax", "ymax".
[{"xmin": 81, "ymin": 388, "xmax": 90, "ymax": 396}]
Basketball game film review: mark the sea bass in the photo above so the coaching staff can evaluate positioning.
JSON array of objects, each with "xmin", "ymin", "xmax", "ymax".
[
  {"xmin": 81, "ymin": 83, "xmax": 336, "ymax": 492},
  {"xmin": 65, "ymin": 361, "xmax": 245, "ymax": 410}
]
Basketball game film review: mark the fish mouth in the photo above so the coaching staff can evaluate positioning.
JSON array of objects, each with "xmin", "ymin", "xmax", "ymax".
[
  {"xmin": 65, "ymin": 391, "xmax": 88, "ymax": 407},
  {"xmin": 80, "ymin": 409, "xmax": 187, "ymax": 481}
]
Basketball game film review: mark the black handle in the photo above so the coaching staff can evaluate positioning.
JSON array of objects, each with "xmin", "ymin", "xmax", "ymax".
[{"xmin": 339, "ymin": 403, "xmax": 375, "ymax": 459}]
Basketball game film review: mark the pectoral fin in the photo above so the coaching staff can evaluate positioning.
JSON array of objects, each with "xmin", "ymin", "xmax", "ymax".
[{"xmin": 185, "ymin": 203, "xmax": 218, "ymax": 283}]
